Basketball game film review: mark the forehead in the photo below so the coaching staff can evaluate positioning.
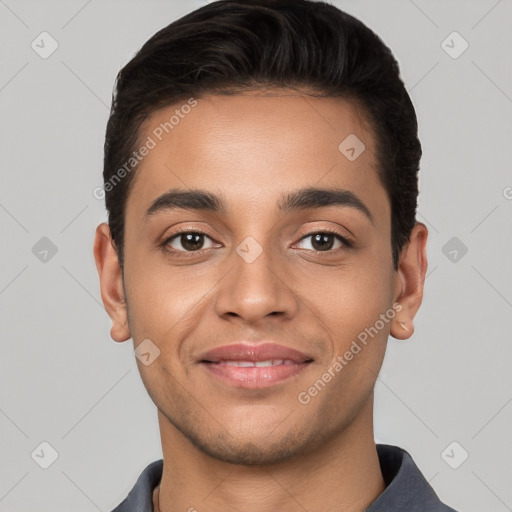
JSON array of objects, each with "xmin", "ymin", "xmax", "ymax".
[{"xmin": 126, "ymin": 90, "xmax": 389, "ymax": 223}]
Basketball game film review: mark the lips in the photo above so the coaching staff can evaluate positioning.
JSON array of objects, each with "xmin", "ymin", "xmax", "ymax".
[
  {"xmin": 199, "ymin": 343, "xmax": 314, "ymax": 389},
  {"xmin": 199, "ymin": 343, "xmax": 313, "ymax": 364}
]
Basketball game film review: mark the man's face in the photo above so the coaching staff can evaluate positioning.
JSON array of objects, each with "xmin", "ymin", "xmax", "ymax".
[{"xmin": 118, "ymin": 90, "xmax": 402, "ymax": 464}]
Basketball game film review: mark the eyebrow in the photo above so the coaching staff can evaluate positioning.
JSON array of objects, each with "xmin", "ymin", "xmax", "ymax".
[{"xmin": 145, "ymin": 186, "xmax": 374, "ymax": 224}]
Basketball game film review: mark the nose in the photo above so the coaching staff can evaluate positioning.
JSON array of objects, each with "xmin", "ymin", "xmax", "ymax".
[{"xmin": 214, "ymin": 242, "xmax": 299, "ymax": 326}]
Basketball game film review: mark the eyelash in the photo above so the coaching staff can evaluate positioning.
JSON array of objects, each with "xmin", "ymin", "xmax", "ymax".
[{"xmin": 161, "ymin": 228, "xmax": 354, "ymax": 258}]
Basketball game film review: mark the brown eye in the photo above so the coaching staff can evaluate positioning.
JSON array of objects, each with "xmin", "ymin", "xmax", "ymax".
[
  {"xmin": 166, "ymin": 232, "xmax": 216, "ymax": 252},
  {"xmin": 296, "ymin": 232, "xmax": 348, "ymax": 252},
  {"xmin": 311, "ymin": 233, "xmax": 335, "ymax": 251}
]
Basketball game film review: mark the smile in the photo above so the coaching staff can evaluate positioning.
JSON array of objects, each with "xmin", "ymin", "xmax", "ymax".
[{"xmin": 201, "ymin": 359, "xmax": 313, "ymax": 388}]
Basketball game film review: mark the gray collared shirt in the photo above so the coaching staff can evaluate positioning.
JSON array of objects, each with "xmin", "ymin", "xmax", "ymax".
[{"xmin": 110, "ymin": 444, "xmax": 459, "ymax": 511}]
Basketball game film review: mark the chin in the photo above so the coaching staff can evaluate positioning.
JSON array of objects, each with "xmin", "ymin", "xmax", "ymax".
[
  {"xmin": 193, "ymin": 437, "xmax": 304, "ymax": 465},
  {"xmin": 185, "ymin": 422, "xmax": 322, "ymax": 466}
]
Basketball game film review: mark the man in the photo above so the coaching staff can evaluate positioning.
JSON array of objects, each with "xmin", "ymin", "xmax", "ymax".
[{"xmin": 93, "ymin": 1, "xmax": 459, "ymax": 510}]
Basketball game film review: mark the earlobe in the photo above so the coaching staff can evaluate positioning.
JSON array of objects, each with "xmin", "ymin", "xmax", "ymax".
[
  {"xmin": 390, "ymin": 222, "xmax": 428, "ymax": 341},
  {"xmin": 93, "ymin": 222, "xmax": 131, "ymax": 342}
]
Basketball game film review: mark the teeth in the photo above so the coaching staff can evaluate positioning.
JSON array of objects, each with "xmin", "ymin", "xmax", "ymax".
[
  {"xmin": 254, "ymin": 360, "xmax": 272, "ymax": 367},
  {"xmin": 221, "ymin": 359, "xmax": 293, "ymax": 367},
  {"xmin": 226, "ymin": 361, "xmax": 254, "ymax": 367}
]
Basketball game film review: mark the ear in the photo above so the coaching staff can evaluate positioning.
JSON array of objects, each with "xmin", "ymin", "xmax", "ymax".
[
  {"xmin": 390, "ymin": 222, "xmax": 428, "ymax": 340},
  {"xmin": 93, "ymin": 222, "xmax": 131, "ymax": 342}
]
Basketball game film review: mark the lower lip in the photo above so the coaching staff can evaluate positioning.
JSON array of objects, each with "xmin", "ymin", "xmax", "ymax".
[{"xmin": 201, "ymin": 361, "xmax": 311, "ymax": 389}]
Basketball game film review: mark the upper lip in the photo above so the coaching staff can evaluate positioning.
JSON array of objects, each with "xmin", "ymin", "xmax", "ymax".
[{"xmin": 199, "ymin": 343, "xmax": 313, "ymax": 363}]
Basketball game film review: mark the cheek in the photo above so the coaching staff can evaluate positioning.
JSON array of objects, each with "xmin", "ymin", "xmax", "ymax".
[
  {"xmin": 302, "ymin": 268, "xmax": 392, "ymax": 406},
  {"xmin": 298, "ymin": 259, "xmax": 394, "ymax": 344},
  {"xmin": 296, "ymin": 259, "xmax": 395, "ymax": 399},
  {"xmin": 122, "ymin": 254, "xmax": 214, "ymax": 345}
]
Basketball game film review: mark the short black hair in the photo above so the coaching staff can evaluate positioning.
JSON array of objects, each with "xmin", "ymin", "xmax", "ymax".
[{"xmin": 103, "ymin": 0, "xmax": 421, "ymax": 270}]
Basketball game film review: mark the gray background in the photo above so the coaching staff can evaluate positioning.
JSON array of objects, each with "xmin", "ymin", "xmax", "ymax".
[{"xmin": 1, "ymin": 0, "xmax": 511, "ymax": 510}]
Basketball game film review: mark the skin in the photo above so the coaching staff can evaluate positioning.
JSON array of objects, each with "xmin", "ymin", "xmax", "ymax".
[{"xmin": 94, "ymin": 88, "xmax": 428, "ymax": 512}]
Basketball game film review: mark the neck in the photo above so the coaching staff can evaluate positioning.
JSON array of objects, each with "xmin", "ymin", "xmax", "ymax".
[{"xmin": 153, "ymin": 396, "xmax": 385, "ymax": 512}]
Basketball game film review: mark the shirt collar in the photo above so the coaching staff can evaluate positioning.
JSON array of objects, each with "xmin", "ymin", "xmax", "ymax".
[{"xmin": 367, "ymin": 444, "xmax": 457, "ymax": 511}]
